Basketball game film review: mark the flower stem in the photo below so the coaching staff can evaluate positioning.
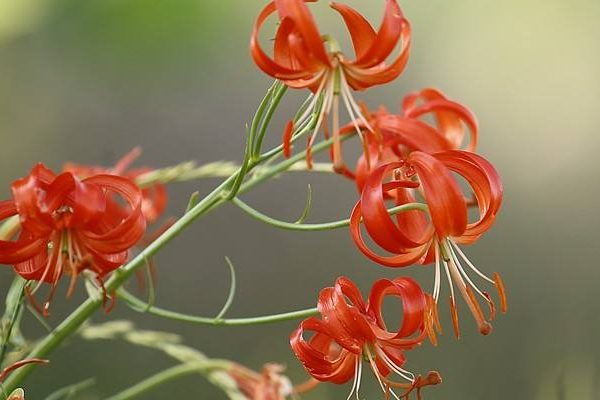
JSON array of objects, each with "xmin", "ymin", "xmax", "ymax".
[
  {"xmin": 232, "ymin": 198, "xmax": 428, "ymax": 231},
  {"xmin": 105, "ymin": 362, "xmax": 229, "ymax": 400},
  {"xmin": 117, "ymin": 288, "xmax": 318, "ymax": 326}
]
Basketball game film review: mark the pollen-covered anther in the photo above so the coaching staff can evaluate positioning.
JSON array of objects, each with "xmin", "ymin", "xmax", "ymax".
[
  {"xmin": 424, "ymin": 294, "xmax": 441, "ymax": 346},
  {"xmin": 465, "ymin": 286, "xmax": 493, "ymax": 336},
  {"xmin": 449, "ymin": 296, "xmax": 460, "ymax": 339},
  {"xmin": 493, "ymin": 272, "xmax": 508, "ymax": 313}
]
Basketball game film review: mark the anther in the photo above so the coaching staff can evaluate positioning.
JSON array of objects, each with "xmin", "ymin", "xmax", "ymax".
[
  {"xmin": 493, "ymin": 272, "xmax": 507, "ymax": 313},
  {"xmin": 449, "ymin": 296, "xmax": 460, "ymax": 339},
  {"xmin": 465, "ymin": 286, "xmax": 492, "ymax": 336}
]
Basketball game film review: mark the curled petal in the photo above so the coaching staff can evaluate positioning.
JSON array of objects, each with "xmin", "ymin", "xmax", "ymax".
[
  {"xmin": 378, "ymin": 116, "xmax": 452, "ymax": 153},
  {"xmin": 403, "ymin": 88, "xmax": 478, "ymax": 151},
  {"xmin": 350, "ymin": 199, "xmax": 432, "ymax": 268},
  {"xmin": 0, "ymin": 198, "xmax": 49, "ymax": 265},
  {"xmin": 11, "ymin": 168, "xmax": 54, "ymax": 235},
  {"xmin": 360, "ymin": 162, "xmax": 426, "ymax": 252},
  {"xmin": 408, "ymin": 152, "xmax": 467, "ymax": 237},
  {"xmin": 434, "ymin": 151, "xmax": 502, "ymax": 242},
  {"xmin": 343, "ymin": 19, "xmax": 411, "ymax": 90},
  {"xmin": 80, "ymin": 175, "xmax": 146, "ymax": 253},
  {"xmin": 138, "ymin": 184, "xmax": 168, "ymax": 223},
  {"xmin": 274, "ymin": 0, "xmax": 330, "ymax": 65},
  {"xmin": 290, "ymin": 317, "xmax": 356, "ymax": 384},
  {"xmin": 317, "ymin": 277, "xmax": 374, "ymax": 352},
  {"xmin": 330, "ymin": 2, "xmax": 376, "ymax": 60},
  {"xmin": 250, "ymin": 2, "xmax": 316, "ymax": 81},
  {"xmin": 350, "ymin": 0, "xmax": 404, "ymax": 68},
  {"xmin": 0, "ymin": 200, "xmax": 17, "ymax": 223},
  {"xmin": 367, "ymin": 277, "xmax": 427, "ymax": 341}
]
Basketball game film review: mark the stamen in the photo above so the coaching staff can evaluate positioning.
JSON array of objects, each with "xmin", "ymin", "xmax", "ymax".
[
  {"xmin": 31, "ymin": 234, "xmax": 62, "ymax": 296},
  {"xmin": 338, "ymin": 84, "xmax": 369, "ymax": 169},
  {"xmin": 426, "ymin": 293, "xmax": 442, "ymax": 335},
  {"xmin": 366, "ymin": 347, "xmax": 386, "ymax": 394},
  {"xmin": 443, "ymin": 241, "xmax": 492, "ymax": 336},
  {"xmin": 433, "ymin": 244, "xmax": 441, "ymax": 301},
  {"xmin": 378, "ymin": 349, "xmax": 415, "ymax": 383},
  {"xmin": 449, "ymin": 241, "xmax": 494, "ymax": 284},
  {"xmin": 306, "ymin": 73, "xmax": 335, "ymax": 169},
  {"xmin": 355, "ymin": 357, "xmax": 363, "ymax": 400},
  {"xmin": 423, "ymin": 308, "xmax": 437, "ymax": 347},
  {"xmin": 66, "ymin": 233, "xmax": 78, "ymax": 298},
  {"xmin": 345, "ymin": 357, "xmax": 360, "ymax": 400},
  {"xmin": 465, "ymin": 286, "xmax": 492, "ymax": 335},
  {"xmin": 295, "ymin": 73, "xmax": 327, "ymax": 125},
  {"xmin": 24, "ymin": 286, "xmax": 45, "ymax": 316},
  {"xmin": 447, "ymin": 241, "xmax": 489, "ymax": 300},
  {"xmin": 43, "ymin": 253, "xmax": 66, "ymax": 317},
  {"xmin": 482, "ymin": 291, "xmax": 496, "ymax": 320},
  {"xmin": 332, "ymin": 95, "xmax": 342, "ymax": 170},
  {"xmin": 339, "ymin": 71, "xmax": 374, "ymax": 133},
  {"xmin": 494, "ymin": 272, "xmax": 508, "ymax": 313},
  {"xmin": 282, "ymin": 120, "xmax": 294, "ymax": 158},
  {"xmin": 449, "ymin": 296, "xmax": 460, "ymax": 339}
]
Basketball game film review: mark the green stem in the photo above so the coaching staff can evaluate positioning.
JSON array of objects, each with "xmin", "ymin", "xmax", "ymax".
[
  {"xmin": 252, "ymin": 83, "xmax": 288, "ymax": 160},
  {"xmin": 1, "ymin": 132, "xmax": 355, "ymax": 393},
  {"xmin": 105, "ymin": 363, "xmax": 218, "ymax": 400},
  {"xmin": 44, "ymin": 377, "xmax": 96, "ymax": 400},
  {"xmin": 232, "ymin": 198, "xmax": 428, "ymax": 231},
  {"xmin": 117, "ymin": 288, "xmax": 318, "ymax": 326}
]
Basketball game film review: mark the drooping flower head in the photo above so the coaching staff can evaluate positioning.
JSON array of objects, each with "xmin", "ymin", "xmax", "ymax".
[
  {"xmin": 291, "ymin": 276, "xmax": 441, "ymax": 400},
  {"xmin": 64, "ymin": 147, "xmax": 167, "ymax": 224},
  {"xmin": 0, "ymin": 164, "xmax": 146, "ymax": 314},
  {"xmin": 251, "ymin": 0, "xmax": 411, "ymax": 170},
  {"xmin": 350, "ymin": 150, "xmax": 506, "ymax": 337}
]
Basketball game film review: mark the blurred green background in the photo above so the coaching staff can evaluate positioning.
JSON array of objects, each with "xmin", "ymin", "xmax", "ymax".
[{"xmin": 1, "ymin": 0, "xmax": 599, "ymax": 399}]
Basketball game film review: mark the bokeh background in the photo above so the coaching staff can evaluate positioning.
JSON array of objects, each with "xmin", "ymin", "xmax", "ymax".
[{"xmin": 1, "ymin": 0, "xmax": 599, "ymax": 399}]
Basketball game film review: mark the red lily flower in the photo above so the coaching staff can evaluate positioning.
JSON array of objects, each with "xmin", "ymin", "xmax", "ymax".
[
  {"xmin": 0, "ymin": 164, "xmax": 146, "ymax": 314},
  {"xmin": 291, "ymin": 276, "xmax": 441, "ymax": 399},
  {"xmin": 350, "ymin": 151, "xmax": 506, "ymax": 337},
  {"xmin": 251, "ymin": 0, "xmax": 411, "ymax": 169},
  {"xmin": 64, "ymin": 147, "xmax": 167, "ymax": 224}
]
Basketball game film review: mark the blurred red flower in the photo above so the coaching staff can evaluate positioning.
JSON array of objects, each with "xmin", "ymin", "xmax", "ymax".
[
  {"xmin": 0, "ymin": 164, "xmax": 146, "ymax": 314},
  {"xmin": 64, "ymin": 147, "xmax": 167, "ymax": 224}
]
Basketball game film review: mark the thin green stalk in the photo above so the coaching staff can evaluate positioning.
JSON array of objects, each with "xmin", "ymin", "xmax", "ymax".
[
  {"xmin": 117, "ymin": 289, "xmax": 318, "ymax": 327},
  {"xmin": 252, "ymin": 83, "xmax": 288, "ymax": 159},
  {"xmin": 105, "ymin": 363, "xmax": 210, "ymax": 400},
  {"xmin": 0, "ymin": 278, "xmax": 27, "ymax": 366},
  {"xmin": 1, "ymin": 132, "xmax": 356, "ymax": 393},
  {"xmin": 232, "ymin": 198, "xmax": 428, "ymax": 231},
  {"xmin": 44, "ymin": 378, "xmax": 95, "ymax": 400}
]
